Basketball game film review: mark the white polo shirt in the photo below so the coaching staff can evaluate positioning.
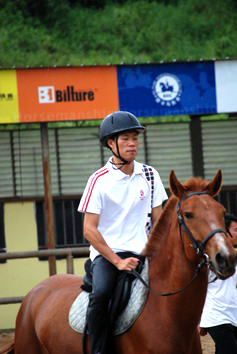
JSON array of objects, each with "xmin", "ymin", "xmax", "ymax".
[
  {"xmin": 78, "ymin": 158, "xmax": 167, "ymax": 261},
  {"xmin": 200, "ymin": 268, "xmax": 237, "ymax": 328}
]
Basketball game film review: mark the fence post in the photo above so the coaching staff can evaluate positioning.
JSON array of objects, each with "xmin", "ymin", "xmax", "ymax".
[
  {"xmin": 40, "ymin": 123, "xmax": 57, "ymax": 276},
  {"xmin": 66, "ymin": 252, "xmax": 74, "ymax": 274}
]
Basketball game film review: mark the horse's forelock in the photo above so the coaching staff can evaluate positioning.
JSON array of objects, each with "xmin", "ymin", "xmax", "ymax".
[{"xmin": 182, "ymin": 176, "xmax": 209, "ymax": 192}]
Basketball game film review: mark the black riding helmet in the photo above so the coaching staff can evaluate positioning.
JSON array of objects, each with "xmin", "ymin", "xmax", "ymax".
[
  {"xmin": 99, "ymin": 111, "xmax": 145, "ymax": 168},
  {"xmin": 99, "ymin": 111, "xmax": 145, "ymax": 147}
]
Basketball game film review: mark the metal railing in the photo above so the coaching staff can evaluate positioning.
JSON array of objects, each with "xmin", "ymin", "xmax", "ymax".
[{"xmin": 0, "ymin": 247, "xmax": 89, "ymax": 305}]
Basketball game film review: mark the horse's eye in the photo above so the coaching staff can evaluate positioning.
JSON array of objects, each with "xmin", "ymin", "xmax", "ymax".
[{"xmin": 184, "ymin": 212, "xmax": 193, "ymax": 220}]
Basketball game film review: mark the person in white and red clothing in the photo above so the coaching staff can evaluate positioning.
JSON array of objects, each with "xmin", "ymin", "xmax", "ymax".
[
  {"xmin": 199, "ymin": 213, "xmax": 237, "ymax": 354},
  {"xmin": 78, "ymin": 111, "xmax": 167, "ymax": 354}
]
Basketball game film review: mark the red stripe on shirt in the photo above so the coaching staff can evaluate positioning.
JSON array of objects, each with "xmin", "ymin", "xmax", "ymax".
[{"xmin": 82, "ymin": 168, "xmax": 109, "ymax": 212}]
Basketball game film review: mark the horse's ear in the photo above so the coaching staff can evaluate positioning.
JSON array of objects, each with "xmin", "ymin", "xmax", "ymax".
[
  {"xmin": 169, "ymin": 170, "xmax": 185, "ymax": 199},
  {"xmin": 205, "ymin": 169, "xmax": 222, "ymax": 197}
]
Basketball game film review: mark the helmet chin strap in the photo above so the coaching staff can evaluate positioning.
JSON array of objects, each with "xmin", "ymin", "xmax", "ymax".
[{"xmin": 109, "ymin": 136, "xmax": 131, "ymax": 170}]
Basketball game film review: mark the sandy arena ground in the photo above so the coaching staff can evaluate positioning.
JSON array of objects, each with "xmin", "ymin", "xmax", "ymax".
[{"xmin": 0, "ymin": 330, "xmax": 215, "ymax": 353}]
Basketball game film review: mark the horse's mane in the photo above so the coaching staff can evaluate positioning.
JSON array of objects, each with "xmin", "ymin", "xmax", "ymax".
[
  {"xmin": 142, "ymin": 196, "xmax": 177, "ymax": 258},
  {"xmin": 142, "ymin": 176, "xmax": 210, "ymax": 258}
]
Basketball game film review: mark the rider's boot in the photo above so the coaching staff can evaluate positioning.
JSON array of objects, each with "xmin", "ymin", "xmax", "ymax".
[{"xmin": 87, "ymin": 294, "xmax": 109, "ymax": 354}]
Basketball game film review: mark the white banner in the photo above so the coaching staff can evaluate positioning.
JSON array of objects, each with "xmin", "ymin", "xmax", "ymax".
[{"xmin": 215, "ymin": 60, "xmax": 237, "ymax": 113}]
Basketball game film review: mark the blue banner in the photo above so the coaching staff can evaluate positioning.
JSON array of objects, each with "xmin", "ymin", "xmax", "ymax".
[{"xmin": 117, "ymin": 62, "xmax": 217, "ymax": 117}]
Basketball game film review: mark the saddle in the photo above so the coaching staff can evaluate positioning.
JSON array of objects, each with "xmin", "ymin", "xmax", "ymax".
[
  {"xmin": 69, "ymin": 258, "xmax": 149, "ymax": 353},
  {"xmin": 82, "ymin": 256, "xmax": 144, "ymax": 326},
  {"xmin": 81, "ymin": 256, "xmax": 145, "ymax": 316}
]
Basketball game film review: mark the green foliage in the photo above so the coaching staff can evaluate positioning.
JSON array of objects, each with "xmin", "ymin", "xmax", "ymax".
[{"xmin": 0, "ymin": 0, "xmax": 237, "ymax": 67}]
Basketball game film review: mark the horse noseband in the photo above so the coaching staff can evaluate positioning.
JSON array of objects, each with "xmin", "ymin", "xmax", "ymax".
[{"xmin": 177, "ymin": 192, "xmax": 227, "ymax": 258}]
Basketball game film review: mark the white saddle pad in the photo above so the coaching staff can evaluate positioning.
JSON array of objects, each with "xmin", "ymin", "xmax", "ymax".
[{"xmin": 69, "ymin": 258, "xmax": 149, "ymax": 336}]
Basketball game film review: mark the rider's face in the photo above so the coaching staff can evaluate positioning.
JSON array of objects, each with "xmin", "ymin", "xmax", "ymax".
[{"xmin": 107, "ymin": 130, "xmax": 139, "ymax": 162}]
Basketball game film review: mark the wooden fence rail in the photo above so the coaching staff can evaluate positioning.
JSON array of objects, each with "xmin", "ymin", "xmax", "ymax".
[{"xmin": 0, "ymin": 247, "xmax": 89, "ymax": 305}]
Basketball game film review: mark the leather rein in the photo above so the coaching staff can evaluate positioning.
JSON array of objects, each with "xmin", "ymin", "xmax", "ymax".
[{"xmin": 130, "ymin": 191, "xmax": 227, "ymax": 296}]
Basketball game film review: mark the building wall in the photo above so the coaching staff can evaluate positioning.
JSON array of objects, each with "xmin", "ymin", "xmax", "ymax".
[
  {"xmin": 1, "ymin": 119, "xmax": 237, "ymax": 330},
  {"xmin": 0, "ymin": 201, "xmax": 86, "ymax": 330}
]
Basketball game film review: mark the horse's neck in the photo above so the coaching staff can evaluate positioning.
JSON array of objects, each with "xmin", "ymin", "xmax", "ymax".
[
  {"xmin": 144, "ymin": 197, "xmax": 208, "ymax": 316},
  {"xmin": 148, "ymin": 218, "xmax": 208, "ymax": 323},
  {"xmin": 153, "ymin": 214, "xmax": 207, "ymax": 277}
]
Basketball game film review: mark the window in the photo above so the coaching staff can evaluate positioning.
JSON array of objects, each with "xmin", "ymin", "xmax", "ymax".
[
  {"xmin": 215, "ymin": 190, "xmax": 237, "ymax": 216},
  {"xmin": 36, "ymin": 199, "xmax": 88, "ymax": 258}
]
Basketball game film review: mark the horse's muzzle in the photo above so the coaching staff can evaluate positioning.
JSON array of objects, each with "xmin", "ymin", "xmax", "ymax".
[{"xmin": 211, "ymin": 251, "xmax": 237, "ymax": 279}]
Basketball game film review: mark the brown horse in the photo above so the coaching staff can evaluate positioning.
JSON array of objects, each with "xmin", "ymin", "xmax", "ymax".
[{"xmin": 8, "ymin": 170, "xmax": 237, "ymax": 354}]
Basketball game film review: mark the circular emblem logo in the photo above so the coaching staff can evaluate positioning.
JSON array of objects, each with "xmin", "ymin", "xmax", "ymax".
[{"xmin": 152, "ymin": 73, "xmax": 182, "ymax": 107}]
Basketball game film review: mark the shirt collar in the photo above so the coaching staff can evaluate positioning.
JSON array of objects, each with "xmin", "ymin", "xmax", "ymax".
[{"xmin": 106, "ymin": 157, "xmax": 143, "ymax": 180}]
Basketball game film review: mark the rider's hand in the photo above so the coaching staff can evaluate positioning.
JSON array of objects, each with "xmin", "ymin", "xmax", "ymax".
[
  {"xmin": 198, "ymin": 326, "xmax": 207, "ymax": 336},
  {"xmin": 115, "ymin": 257, "xmax": 139, "ymax": 271}
]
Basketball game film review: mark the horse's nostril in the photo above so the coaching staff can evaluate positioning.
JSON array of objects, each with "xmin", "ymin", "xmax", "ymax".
[{"xmin": 216, "ymin": 253, "xmax": 227, "ymax": 269}]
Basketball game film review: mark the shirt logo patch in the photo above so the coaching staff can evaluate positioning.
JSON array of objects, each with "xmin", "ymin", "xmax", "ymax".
[{"xmin": 139, "ymin": 190, "xmax": 145, "ymax": 200}]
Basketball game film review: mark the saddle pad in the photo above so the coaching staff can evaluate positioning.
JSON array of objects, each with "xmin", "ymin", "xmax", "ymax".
[{"xmin": 69, "ymin": 258, "xmax": 149, "ymax": 336}]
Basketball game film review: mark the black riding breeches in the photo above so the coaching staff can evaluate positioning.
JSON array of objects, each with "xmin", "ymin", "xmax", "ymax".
[
  {"xmin": 86, "ymin": 252, "xmax": 142, "ymax": 354},
  {"xmin": 207, "ymin": 324, "xmax": 237, "ymax": 354}
]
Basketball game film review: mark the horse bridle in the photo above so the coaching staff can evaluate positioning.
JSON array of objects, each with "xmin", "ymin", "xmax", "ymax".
[
  {"xmin": 177, "ymin": 191, "xmax": 227, "ymax": 259},
  {"xmin": 130, "ymin": 191, "xmax": 228, "ymax": 296}
]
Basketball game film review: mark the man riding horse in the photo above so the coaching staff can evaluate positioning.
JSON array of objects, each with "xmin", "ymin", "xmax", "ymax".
[{"xmin": 78, "ymin": 110, "xmax": 168, "ymax": 354}]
